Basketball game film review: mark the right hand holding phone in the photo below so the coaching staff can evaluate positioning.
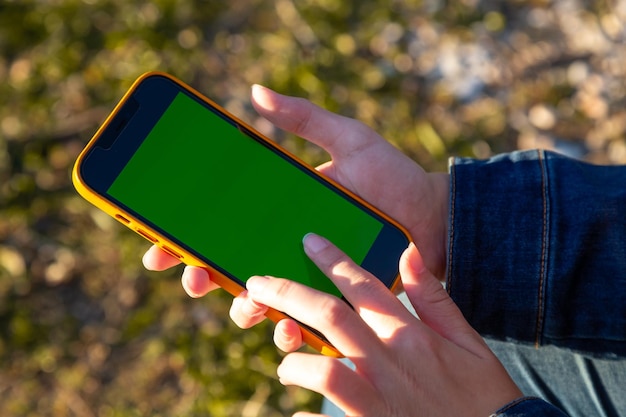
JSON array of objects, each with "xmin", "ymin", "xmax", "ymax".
[{"xmin": 142, "ymin": 85, "xmax": 450, "ymax": 346}]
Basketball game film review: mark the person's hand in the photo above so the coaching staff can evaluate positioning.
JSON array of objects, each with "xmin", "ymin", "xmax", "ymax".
[
  {"xmin": 246, "ymin": 85, "xmax": 449, "ymax": 280},
  {"xmin": 244, "ymin": 233, "xmax": 522, "ymax": 417},
  {"xmin": 143, "ymin": 85, "xmax": 449, "ymax": 337}
]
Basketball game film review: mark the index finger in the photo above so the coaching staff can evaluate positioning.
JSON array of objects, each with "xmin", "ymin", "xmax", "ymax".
[
  {"xmin": 245, "ymin": 274, "xmax": 386, "ymax": 362},
  {"xmin": 302, "ymin": 233, "xmax": 416, "ymax": 335}
]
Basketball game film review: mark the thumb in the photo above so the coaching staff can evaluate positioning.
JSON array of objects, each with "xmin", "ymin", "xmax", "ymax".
[
  {"xmin": 400, "ymin": 243, "xmax": 487, "ymax": 354},
  {"xmin": 250, "ymin": 84, "xmax": 374, "ymax": 157}
]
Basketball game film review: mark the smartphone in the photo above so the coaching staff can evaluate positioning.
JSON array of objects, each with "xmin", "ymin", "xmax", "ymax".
[{"xmin": 72, "ymin": 72, "xmax": 411, "ymax": 356}]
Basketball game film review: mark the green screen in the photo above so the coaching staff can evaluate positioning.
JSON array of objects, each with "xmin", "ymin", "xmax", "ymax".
[{"xmin": 107, "ymin": 92, "xmax": 383, "ymax": 297}]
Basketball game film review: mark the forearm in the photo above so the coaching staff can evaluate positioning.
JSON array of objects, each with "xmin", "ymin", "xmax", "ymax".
[{"xmin": 447, "ymin": 149, "xmax": 626, "ymax": 358}]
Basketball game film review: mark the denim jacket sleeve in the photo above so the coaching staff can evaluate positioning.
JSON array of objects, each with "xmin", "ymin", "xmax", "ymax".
[
  {"xmin": 491, "ymin": 397, "xmax": 569, "ymax": 416},
  {"xmin": 447, "ymin": 149, "xmax": 626, "ymax": 358}
]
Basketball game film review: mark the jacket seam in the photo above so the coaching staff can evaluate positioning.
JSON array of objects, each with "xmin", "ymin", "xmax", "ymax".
[
  {"xmin": 535, "ymin": 149, "xmax": 549, "ymax": 347},
  {"xmin": 446, "ymin": 157, "xmax": 456, "ymax": 295}
]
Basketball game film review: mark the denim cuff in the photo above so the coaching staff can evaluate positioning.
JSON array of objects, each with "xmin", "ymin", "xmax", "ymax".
[
  {"xmin": 491, "ymin": 397, "xmax": 568, "ymax": 416},
  {"xmin": 447, "ymin": 150, "xmax": 626, "ymax": 357}
]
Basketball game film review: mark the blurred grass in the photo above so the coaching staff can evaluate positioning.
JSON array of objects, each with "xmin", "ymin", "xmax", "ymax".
[{"xmin": 1, "ymin": 0, "xmax": 626, "ymax": 416}]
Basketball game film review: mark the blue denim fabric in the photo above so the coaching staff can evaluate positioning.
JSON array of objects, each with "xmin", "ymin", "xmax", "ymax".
[
  {"xmin": 491, "ymin": 397, "xmax": 568, "ymax": 416},
  {"xmin": 488, "ymin": 339, "xmax": 626, "ymax": 417},
  {"xmin": 448, "ymin": 149, "xmax": 626, "ymax": 357},
  {"xmin": 448, "ymin": 149, "xmax": 626, "ymax": 416},
  {"xmin": 322, "ymin": 394, "xmax": 568, "ymax": 417}
]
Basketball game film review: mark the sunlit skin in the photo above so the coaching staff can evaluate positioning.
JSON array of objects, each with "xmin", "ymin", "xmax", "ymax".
[
  {"xmin": 248, "ymin": 234, "xmax": 522, "ymax": 416},
  {"xmin": 142, "ymin": 86, "xmax": 522, "ymax": 416}
]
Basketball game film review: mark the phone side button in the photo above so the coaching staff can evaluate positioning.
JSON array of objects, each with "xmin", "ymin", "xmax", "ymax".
[
  {"xmin": 115, "ymin": 214, "xmax": 131, "ymax": 224},
  {"xmin": 161, "ymin": 245, "xmax": 183, "ymax": 260},
  {"xmin": 136, "ymin": 229, "xmax": 158, "ymax": 243}
]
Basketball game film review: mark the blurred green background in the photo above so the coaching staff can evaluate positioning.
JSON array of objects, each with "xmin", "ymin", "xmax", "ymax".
[{"xmin": 1, "ymin": 0, "xmax": 625, "ymax": 416}]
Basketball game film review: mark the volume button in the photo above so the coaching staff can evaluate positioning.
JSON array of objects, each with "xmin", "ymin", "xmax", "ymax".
[
  {"xmin": 136, "ymin": 229, "xmax": 158, "ymax": 243},
  {"xmin": 115, "ymin": 214, "xmax": 131, "ymax": 224},
  {"xmin": 162, "ymin": 245, "xmax": 183, "ymax": 259}
]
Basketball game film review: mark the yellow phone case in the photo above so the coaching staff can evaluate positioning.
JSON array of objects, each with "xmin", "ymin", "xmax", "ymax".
[{"xmin": 72, "ymin": 71, "xmax": 411, "ymax": 357}]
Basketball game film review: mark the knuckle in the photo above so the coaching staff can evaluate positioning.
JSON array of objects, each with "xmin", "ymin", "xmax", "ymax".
[
  {"xmin": 386, "ymin": 322, "xmax": 442, "ymax": 358},
  {"xmin": 316, "ymin": 249, "xmax": 365, "ymax": 287},
  {"xmin": 315, "ymin": 246, "xmax": 348, "ymax": 273},
  {"xmin": 417, "ymin": 331, "xmax": 443, "ymax": 357},
  {"xmin": 328, "ymin": 258, "xmax": 380, "ymax": 296},
  {"xmin": 270, "ymin": 277, "xmax": 296, "ymax": 299},
  {"xmin": 392, "ymin": 324, "xmax": 427, "ymax": 351},
  {"xmin": 349, "ymin": 118, "xmax": 373, "ymax": 137},
  {"xmin": 292, "ymin": 100, "xmax": 314, "ymax": 136},
  {"xmin": 343, "ymin": 119, "xmax": 377, "ymax": 148},
  {"xmin": 318, "ymin": 297, "xmax": 352, "ymax": 328}
]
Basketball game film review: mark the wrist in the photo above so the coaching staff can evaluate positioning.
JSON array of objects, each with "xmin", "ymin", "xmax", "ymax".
[{"xmin": 412, "ymin": 172, "xmax": 449, "ymax": 281}]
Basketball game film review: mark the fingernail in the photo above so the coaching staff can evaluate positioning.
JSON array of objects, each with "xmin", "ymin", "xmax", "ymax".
[
  {"xmin": 303, "ymin": 233, "xmax": 329, "ymax": 254},
  {"xmin": 252, "ymin": 84, "xmax": 278, "ymax": 99},
  {"xmin": 246, "ymin": 275, "xmax": 269, "ymax": 295},
  {"xmin": 407, "ymin": 242, "xmax": 427, "ymax": 274},
  {"xmin": 251, "ymin": 84, "xmax": 266, "ymax": 93}
]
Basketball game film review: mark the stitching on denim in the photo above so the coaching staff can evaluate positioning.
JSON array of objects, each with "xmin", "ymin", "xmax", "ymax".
[
  {"xmin": 535, "ymin": 149, "xmax": 549, "ymax": 348},
  {"xmin": 446, "ymin": 157, "xmax": 456, "ymax": 295}
]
